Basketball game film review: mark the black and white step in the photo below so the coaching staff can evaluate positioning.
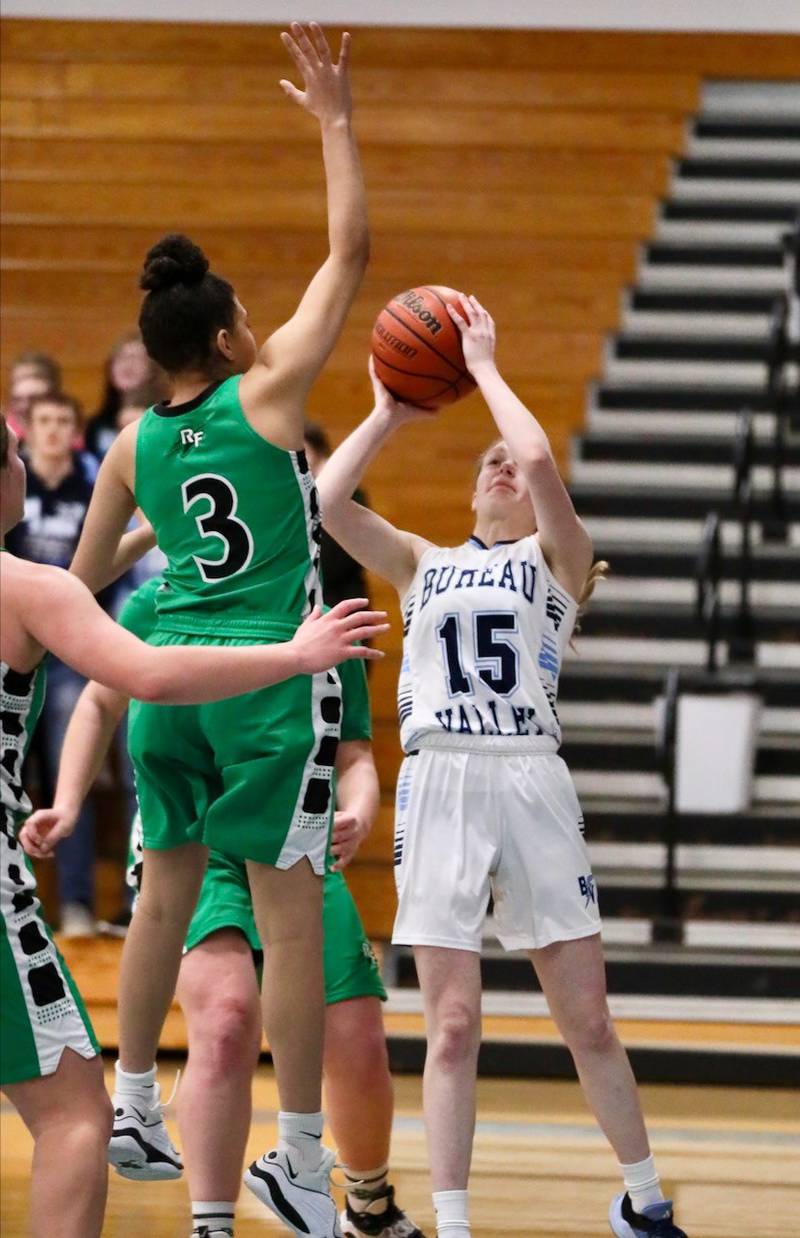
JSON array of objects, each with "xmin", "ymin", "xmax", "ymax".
[
  {"xmin": 594, "ymin": 382, "xmax": 774, "ymax": 411},
  {"xmin": 564, "ymin": 632, "xmax": 800, "ymax": 671},
  {"xmin": 629, "ymin": 289, "xmax": 782, "ymax": 314},
  {"xmin": 558, "ymin": 663, "xmax": 800, "ymax": 709},
  {"xmin": 570, "ymin": 458, "xmax": 800, "ymax": 494},
  {"xmin": 577, "ymin": 427, "xmax": 800, "ymax": 466},
  {"xmin": 582, "ymin": 515, "xmax": 800, "ymax": 549},
  {"xmin": 579, "ymin": 800, "xmax": 800, "ymax": 847},
  {"xmin": 587, "ymin": 408, "xmax": 781, "ymax": 439},
  {"xmin": 702, "ymin": 82, "xmax": 800, "ymax": 121}
]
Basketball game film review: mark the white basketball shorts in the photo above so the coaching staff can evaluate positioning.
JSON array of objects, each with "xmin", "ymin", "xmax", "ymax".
[{"xmin": 392, "ymin": 745, "xmax": 601, "ymax": 952}]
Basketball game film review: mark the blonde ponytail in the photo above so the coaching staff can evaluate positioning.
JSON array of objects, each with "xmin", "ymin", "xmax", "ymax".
[{"xmin": 572, "ymin": 559, "xmax": 609, "ymax": 645}]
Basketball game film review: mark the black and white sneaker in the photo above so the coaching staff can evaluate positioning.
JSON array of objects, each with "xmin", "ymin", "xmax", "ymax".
[
  {"xmin": 340, "ymin": 1183, "xmax": 428, "ymax": 1236},
  {"xmin": 244, "ymin": 1145, "xmax": 341, "ymax": 1237},
  {"xmin": 191, "ymin": 1230, "xmax": 234, "ymax": 1237},
  {"xmin": 108, "ymin": 1084, "xmax": 183, "ymax": 1181},
  {"xmin": 610, "ymin": 1193, "xmax": 689, "ymax": 1237}
]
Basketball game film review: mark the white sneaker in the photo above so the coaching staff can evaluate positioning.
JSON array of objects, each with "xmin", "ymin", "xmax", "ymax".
[
  {"xmin": 244, "ymin": 1144, "xmax": 342, "ymax": 1237},
  {"xmin": 108, "ymin": 1084, "xmax": 183, "ymax": 1180},
  {"xmin": 59, "ymin": 901, "xmax": 96, "ymax": 938}
]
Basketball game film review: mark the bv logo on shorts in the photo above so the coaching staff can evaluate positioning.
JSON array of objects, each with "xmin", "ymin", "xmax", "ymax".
[{"xmin": 578, "ymin": 875, "xmax": 596, "ymax": 907}]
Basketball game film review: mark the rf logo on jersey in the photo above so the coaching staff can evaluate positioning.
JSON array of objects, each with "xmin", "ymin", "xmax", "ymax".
[{"xmin": 180, "ymin": 428, "xmax": 205, "ymax": 448}]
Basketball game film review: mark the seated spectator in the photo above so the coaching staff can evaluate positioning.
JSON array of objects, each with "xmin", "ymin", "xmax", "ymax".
[
  {"xmin": 3, "ymin": 350, "xmax": 62, "ymax": 441},
  {"xmin": 6, "ymin": 392, "xmax": 99, "ymax": 936},
  {"xmin": 85, "ymin": 331, "xmax": 165, "ymax": 461},
  {"xmin": 304, "ymin": 421, "xmax": 370, "ymax": 607}
]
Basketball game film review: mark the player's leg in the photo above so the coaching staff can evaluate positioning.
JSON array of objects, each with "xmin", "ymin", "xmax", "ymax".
[
  {"xmin": 4, "ymin": 1050, "xmax": 112, "ymax": 1238},
  {"xmin": 392, "ymin": 750, "xmax": 493, "ymax": 1238},
  {"xmin": 201, "ymin": 669, "xmax": 341, "ymax": 1232},
  {"xmin": 243, "ymin": 856, "xmax": 343, "ymax": 1234},
  {"xmin": 1, "ymin": 816, "xmax": 109, "ymax": 1235},
  {"xmin": 414, "ymin": 947, "xmax": 481, "ymax": 1202},
  {"xmin": 117, "ymin": 843, "xmax": 208, "ymax": 1072},
  {"xmin": 321, "ymin": 869, "xmax": 426, "ymax": 1237},
  {"xmin": 110, "ymin": 698, "xmax": 214, "ymax": 1180},
  {"xmin": 176, "ymin": 928, "xmax": 261, "ymax": 1238},
  {"xmin": 531, "ymin": 936, "xmax": 687, "ymax": 1237}
]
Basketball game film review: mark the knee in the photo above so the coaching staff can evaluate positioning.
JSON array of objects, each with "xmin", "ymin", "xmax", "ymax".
[
  {"xmin": 429, "ymin": 1001, "xmax": 481, "ymax": 1068},
  {"xmin": 564, "ymin": 1005, "xmax": 617, "ymax": 1057},
  {"xmin": 189, "ymin": 994, "xmax": 261, "ymax": 1081},
  {"xmin": 46, "ymin": 1089, "xmax": 113, "ymax": 1154},
  {"xmin": 326, "ymin": 1004, "xmax": 388, "ymax": 1086}
]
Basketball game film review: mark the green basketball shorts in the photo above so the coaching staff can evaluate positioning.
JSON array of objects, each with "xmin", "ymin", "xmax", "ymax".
[
  {"xmin": 127, "ymin": 629, "xmax": 343, "ymax": 872},
  {"xmin": 1, "ymin": 813, "xmax": 99, "ymax": 1085},
  {"xmin": 128, "ymin": 811, "xmax": 385, "ymax": 1004}
]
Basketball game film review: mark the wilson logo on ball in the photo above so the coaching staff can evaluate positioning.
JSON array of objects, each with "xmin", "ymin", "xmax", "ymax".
[{"xmin": 394, "ymin": 290, "xmax": 444, "ymax": 336}]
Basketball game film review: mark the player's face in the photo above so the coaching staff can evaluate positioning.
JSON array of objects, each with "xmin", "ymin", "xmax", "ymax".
[
  {"xmin": 473, "ymin": 442, "xmax": 536, "ymax": 528},
  {"xmin": 1, "ymin": 427, "xmax": 27, "ymax": 532}
]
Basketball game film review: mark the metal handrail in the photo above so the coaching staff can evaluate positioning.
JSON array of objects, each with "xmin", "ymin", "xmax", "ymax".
[
  {"xmin": 729, "ymin": 410, "xmax": 757, "ymax": 664},
  {"xmin": 695, "ymin": 511, "xmax": 723, "ymax": 673}
]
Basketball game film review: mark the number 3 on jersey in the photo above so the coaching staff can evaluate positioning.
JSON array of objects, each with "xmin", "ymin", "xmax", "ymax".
[
  {"xmin": 181, "ymin": 473, "xmax": 254, "ymax": 582},
  {"xmin": 437, "ymin": 611, "xmax": 519, "ymax": 698}
]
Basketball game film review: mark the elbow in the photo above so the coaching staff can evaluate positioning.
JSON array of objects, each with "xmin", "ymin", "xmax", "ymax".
[
  {"xmin": 136, "ymin": 661, "xmax": 172, "ymax": 705},
  {"xmin": 520, "ymin": 447, "xmax": 554, "ymax": 476},
  {"xmin": 337, "ymin": 233, "xmax": 370, "ymax": 271}
]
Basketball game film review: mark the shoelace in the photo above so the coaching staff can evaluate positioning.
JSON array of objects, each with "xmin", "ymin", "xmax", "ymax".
[{"xmin": 142, "ymin": 1069, "xmax": 181, "ymax": 1117}]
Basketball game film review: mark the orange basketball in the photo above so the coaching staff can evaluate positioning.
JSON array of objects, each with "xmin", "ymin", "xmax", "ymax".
[{"xmin": 371, "ymin": 285, "xmax": 476, "ymax": 410}]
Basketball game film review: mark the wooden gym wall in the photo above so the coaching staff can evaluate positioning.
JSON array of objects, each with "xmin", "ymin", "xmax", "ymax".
[{"xmin": 2, "ymin": 19, "xmax": 797, "ymax": 934}]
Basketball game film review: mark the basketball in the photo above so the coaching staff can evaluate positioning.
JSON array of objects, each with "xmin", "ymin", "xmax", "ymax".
[{"xmin": 371, "ymin": 285, "xmax": 477, "ymax": 410}]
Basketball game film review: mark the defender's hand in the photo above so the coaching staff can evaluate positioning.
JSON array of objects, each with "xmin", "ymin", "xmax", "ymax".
[
  {"xmin": 280, "ymin": 23, "xmax": 353, "ymax": 125},
  {"xmin": 19, "ymin": 806, "xmax": 78, "ymax": 859},
  {"xmin": 291, "ymin": 598, "xmax": 389, "ymax": 674},
  {"xmin": 329, "ymin": 810, "xmax": 370, "ymax": 871}
]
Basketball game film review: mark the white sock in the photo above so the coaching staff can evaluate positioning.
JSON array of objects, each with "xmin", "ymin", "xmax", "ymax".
[
  {"xmin": 620, "ymin": 1154, "xmax": 665, "ymax": 1212},
  {"xmin": 277, "ymin": 1110, "xmax": 323, "ymax": 1171},
  {"xmin": 191, "ymin": 1200, "xmax": 235, "ymax": 1234},
  {"xmin": 114, "ymin": 1061, "xmax": 156, "ymax": 1096},
  {"xmin": 433, "ymin": 1189, "xmax": 470, "ymax": 1237}
]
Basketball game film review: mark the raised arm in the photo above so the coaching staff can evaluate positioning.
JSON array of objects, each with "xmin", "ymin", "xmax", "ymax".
[
  {"xmin": 316, "ymin": 360, "xmax": 435, "ymax": 595},
  {"xmin": 240, "ymin": 23, "xmax": 369, "ymax": 444},
  {"xmin": 449, "ymin": 296, "xmax": 593, "ymax": 600},
  {"xmin": 20, "ymin": 680, "xmax": 128, "ymax": 860}
]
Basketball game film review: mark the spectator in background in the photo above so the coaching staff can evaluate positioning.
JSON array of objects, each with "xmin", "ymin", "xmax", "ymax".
[
  {"xmin": 3, "ymin": 350, "xmax": 62, "ymax": 441},
  {"xmin": 305, "ymin": 421, "xmax": 370, "ymax": 607},
  {"xmin": 85, "ymin": 331, "xmax": 165, "ymax": 461},
  {"xmin": 6, "ymin": 392, "xmax": 99, "ymax": 937}
]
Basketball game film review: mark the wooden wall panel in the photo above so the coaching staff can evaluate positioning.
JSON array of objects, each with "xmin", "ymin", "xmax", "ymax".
[
  {"xmin": 2, "ymin": 21, "xmax": 798, "ymax": 75},
  {"xmin": 4, "ymin": 18, "xmax": 795, "ymax": 938}
]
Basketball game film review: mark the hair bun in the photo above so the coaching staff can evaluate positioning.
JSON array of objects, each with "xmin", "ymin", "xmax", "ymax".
[{"xmin": 140, "ymin": 234, "xmax": 209, "ymax": 293}]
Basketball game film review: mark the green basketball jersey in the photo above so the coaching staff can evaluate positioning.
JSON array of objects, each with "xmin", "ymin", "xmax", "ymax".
[
  {"xmin": 118, "ymin": 574, "xmax": 372, "ymax": 742},
  {"xmin": 134, "ymin": 376, "xmax": 322, "ymax": 637}
]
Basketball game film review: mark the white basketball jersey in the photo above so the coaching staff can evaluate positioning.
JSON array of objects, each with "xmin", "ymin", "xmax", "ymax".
[{"xmin": 398, "ymin": 534, "xmax": 577, "ymax": 753}]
